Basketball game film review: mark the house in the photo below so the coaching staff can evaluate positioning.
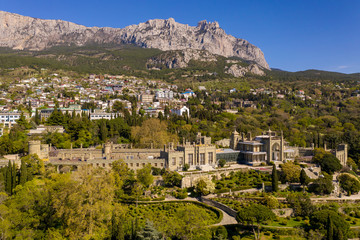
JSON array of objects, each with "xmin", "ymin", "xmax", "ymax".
[{"xmin": 171, "ymin": 106, "xmax": 189, "ymax": 117}]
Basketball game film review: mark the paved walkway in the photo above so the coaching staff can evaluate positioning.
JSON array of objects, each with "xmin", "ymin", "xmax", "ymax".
[{"xmin": 212, "ymin": 209, "xmax": 237, "ymax": 226}]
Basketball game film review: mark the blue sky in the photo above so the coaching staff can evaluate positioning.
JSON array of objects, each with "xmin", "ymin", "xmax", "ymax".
[{"xmin": 2, "ymin": 0, "xmax": 360, "ymax": 73}]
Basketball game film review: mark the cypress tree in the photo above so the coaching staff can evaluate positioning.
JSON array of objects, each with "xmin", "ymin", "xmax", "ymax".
[
  {"xmin": 5, "ymin": 161, "xmax": 12, "ymax": 195},
  {"xmin": 35, "ymin": 108, "xmax": 40, "ymax": 125},
  {"xmin": 326, "ymin": 215, "xmax": 334, "ymax": 240},
  {"xmin": 272, "ymin": 164, "xmax": 279, "ymax": 192},
  {"xmin": 12, "ymin": 161, "xmax": 17, "ymax": 191},
  {"xmin": 300, "ymin": 169, "xmax": 310, "ymax": 192},
  {"xmin": 19, "ymin": 159, "xmax": 27, "ymax": 185},
  {"xmin": 136, "ymin": 220, "xmax": 164, "ymax": 240}
]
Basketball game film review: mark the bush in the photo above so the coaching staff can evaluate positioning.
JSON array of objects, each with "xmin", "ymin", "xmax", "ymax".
[
  {"xmin": 218, "ymin": 159, "xmax": 226, "ymax": 168},
  {"xmin": 279, "ymin": 218, "xmax": 288, "ymax": 226},
  {"xmin": 182, "ymin": 164, "xmax": 190, "ymax": 171},
  {"xmin": 173, "ymin": 189, "xmax": 188, "ymax": 199}
]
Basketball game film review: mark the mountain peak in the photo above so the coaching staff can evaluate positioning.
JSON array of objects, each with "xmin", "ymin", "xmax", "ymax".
[
  {"xmin": 197, "ymin": 20, "xmax": 220, "ymax": 29},
  {"xmin": 0, "ymin": 11, "xmax": 269, "ymax": 69}
]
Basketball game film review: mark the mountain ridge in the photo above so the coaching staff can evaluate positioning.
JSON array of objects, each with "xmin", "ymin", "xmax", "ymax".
[{"xmin": 0, "ymin": 10, "xmax": 269, "ymax": 69}]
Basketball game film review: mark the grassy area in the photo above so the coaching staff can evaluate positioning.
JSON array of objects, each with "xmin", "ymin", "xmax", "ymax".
[{"xmin": 265, "ymin": 218, "xmax": 305, "ymax": 228}]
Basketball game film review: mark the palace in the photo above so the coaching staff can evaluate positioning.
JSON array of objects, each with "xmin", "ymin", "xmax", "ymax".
[
  {"xmin": 25, "ymin": 130, "xmax": 348, "ymax": 171},
  {"xmin": 228, "ymin": 129, "xmax": 348, "ymax": 166},
  {"xmin": 28, "ymin": 133, "xmax": 217, "ymax": 172}
]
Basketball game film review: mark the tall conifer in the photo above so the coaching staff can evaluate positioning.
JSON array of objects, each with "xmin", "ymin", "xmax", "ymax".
[
  {"xmin": 272, "ymin": 164, "xmax": 278, "ymax": 192},
  {"xmin": 326, "ymin": 215, "xmax": 334, "ymax": 240},
  {"xmin": 20, "ymin": 159, "xmax": 27, "ymax": 185},
  {"xmin": 12, "ymin": 161, "xmax": 17, "ymax": 190},
  {"xmin": 5, "ymin": 161, "xmax": 12, "ymax": 194}
]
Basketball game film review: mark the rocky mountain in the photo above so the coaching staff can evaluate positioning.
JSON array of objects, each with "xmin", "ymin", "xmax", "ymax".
[{"xmin": 0, "ymin": 11, "xmax": 269, "ymax": 69}]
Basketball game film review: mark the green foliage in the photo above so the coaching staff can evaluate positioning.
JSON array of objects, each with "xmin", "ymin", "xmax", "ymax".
[
  {"xmin": 280, "ymin": 161, "xmax": 301, "ymax": 183},
  {"xmin": 182, "ymin": 163, "xmax": 190, "ymax": 171},
  {"xmin": 309, "ymin": 173, "xmax": 334, "ymax": 195},
  {"xmin": 0, "ymin": 168, "xmax": 115, "ymax": 239},
  {"xmin": 194, "ymin": 177, "xmax": 215, "ymax": 196},
  {"xmin": 338, "ymin": 173, "xmax": 360, "ymax": 196},
  {"xmin": 300, "ymin": 169, "xmax": 310, "ymax": 187},
  {"xmin": 310, "ymin": 209, "xmax": 350, "ymax": 240},
  {"xmin": 313, "ymin": 151, "xmax": 342, "ymax": 174},
  {"xmin": 286, "ymin": 192, "xmax": 314, "ymax": 217},
  {"xmin": 136, "ymin": 220, "xmax": 164, "ymax": 240},
  {"xmin": 19, "ymin": 159, "xmax": 27, "ymax": 185},
  {"xmin": 137, "ymin": 164, "xmax": 154, "ymax": 188},
  {"xmin": 162, "ymin": 171, "xmax": 183, "ymax": 187},
  {"xmin": 272, "ymin": 165, "xmax": 278, "ymax": 192},
  {"xmin": 218, "ymin": 159, "xmax": 226, "ymax": 168},
  {"xmin": 236, "ymin": 203, "xmax": 275, "ymax": 240},
  {"xmin": 212, "ymin": 226, "xmax": 228, "ymax": 240},
  {"xmin": 126, "ymin": 202, "xmax": 218, "ymax": 239}
]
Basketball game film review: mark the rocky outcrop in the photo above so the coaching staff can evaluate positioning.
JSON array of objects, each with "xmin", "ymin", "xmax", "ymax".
[
  {"xmin": 146, "ymin": 49, "xmax": 217, "ymax": 69},
  {"xmin": 225, "ymin": 63, "xmax": 265, "ymax": 77},
  {"xmin": 0, "ymin": 11, "xmax": 270, "ymax": 69}
]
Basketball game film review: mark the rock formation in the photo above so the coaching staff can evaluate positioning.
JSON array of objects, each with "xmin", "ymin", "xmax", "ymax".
[
  {"xmin": 0, "ymin": 11, "xmax": 270, "ymax": 69},
  {"xmin": 146, "ymin": 49, "xmax": 217, "ymax": 69}
]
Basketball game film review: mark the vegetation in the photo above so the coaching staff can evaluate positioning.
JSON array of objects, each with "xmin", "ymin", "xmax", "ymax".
[{"xmin": 236, "ymin": 203, "xmax": 276, "ymax": 240}]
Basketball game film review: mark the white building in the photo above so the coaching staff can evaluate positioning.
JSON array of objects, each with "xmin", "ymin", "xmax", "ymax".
[
  {"xmin": 171, "ymin": 106, "xmax": 189, "ymax": 117},
  {"xmin": 90, "ymin": 112, "xmax": 118, "ymax": 120},
  {"xmin": 0, "ymin": 112, "xmax": 22, "ymax": 127}
]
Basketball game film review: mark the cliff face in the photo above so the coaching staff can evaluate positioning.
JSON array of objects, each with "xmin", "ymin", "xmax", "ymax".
[{"xmin": 0, "ymin": 11, "xmax": 269, "ymax": 69}]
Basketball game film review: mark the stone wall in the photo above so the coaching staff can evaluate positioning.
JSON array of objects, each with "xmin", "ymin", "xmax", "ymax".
[
  {"xmin": 200, "ymin": 197, "xmax": 237, "ymax": 218},
  {"xmin": 181, "ymin": 167, "xmax": 249, "ymax": 188}
]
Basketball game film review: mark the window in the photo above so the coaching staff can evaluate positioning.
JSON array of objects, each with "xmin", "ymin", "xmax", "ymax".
[
  {"xmin": 172, "ymin": 157, "xmax": 176, "ymax": 166},
  {"xmin": 160, "ymin": 163, "xmax": 164, "ymax": 167},
  {"xmin": 130, "ymin": 163, "xmax": 133, "ymax": 167},
  {"xmin": 155, "ymin": 163, "xmax": 157, "ymax": 167},
  {"xmin": 179, "ymin": 157, "xmax": 183, "ymax": 166},
  {"xmin": 188, "ymin": 154, "xmax": 193, "ymax": 165},
  {"xmin": 142, "ymin": 163, "xmax": 145, "ymax": 167},
  {"xmin": 200, "ymin": 153, "xmax": 205, "ymax": 165},
  {"xmin": 208, "ymin": 152, "xmax": 213, "ymax": 164},
  {"xmin": 136, "ymin": 163, "xmax": 139, "ymax": 167}
]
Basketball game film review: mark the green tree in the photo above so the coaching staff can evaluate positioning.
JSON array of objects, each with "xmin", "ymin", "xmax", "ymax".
[
  {"xmin": 236, "ymin": 203, "xmax": 275, "ymax": 240},
  {"xmin": 136, "ymin": 220, "xmax": 164, "ymax": 240},
  {"xmin": 16, "ymin": 113, "xmax": 31, "ymax": 129},
  {"xmin": 111, "ymin": 203, "xmax": 127, "ymax": 240},
  {"xmin": 193, "ymin": 177, "xmax": 215, "ymax": 196},
  {"xmin": 19, "ymin": 159, "xmax": 27, "ymax": 185},
  {"xmin": 314, "ymin": 152, "xmax": 342, "ymax": 174},
  {"xmin": 5, "ymin": 161, "xmax": 12, "ymax": 195},
  {"xmin": 218, "ymin": 159, "xmax": 226, "ymax": 168},
  {"xmin": 300, "ymin": 169, "xmax": 310, "ymax": 192},
  {"xmin": 310, "ymin": 209, "xmax": 349, "ymax": 240},
  {"xmin": 131, "ymin": 119, "xmax": 178, "ymax": 148},
  {"xmin": 163, "ymin": 171, "xmax": 183, "ymax": 187},
  {"xmin": 286, "ymin": 192, "xmax": 314, "ymax": 217},
  {"xmin": 327, "ymin": 215, "xmax": 334, "ymax": 240},
  {"xmin": 46, "ymin": 107, "xmax": 65, "ymax": 126},
  {"xmin": 309, "ymin": 173, "xmax": 334, "ymax": 195},
  {"xmin": 34, "ymin": 109, "xmax": 40, "ymax": 125},
  {"xmin": 99, "ymin": 119, "xmax": 108, "ymax": 142},
  {"xmin": 11, "ymin": 161, "xmax": 17, "ymax": 192},
  {"xmin": 21, "ymin": 154, "xmax": 45, "ymax": 180},
  {"xmin": 281, "ymin": 161, "xmax": 301, "ymax": 183},
  {"xmin": 338, "ymin": 173, "xmax": 360, "ymax": 196},
  {"xmin": 137, "ymin": 164, "xmax": 154, "ymax": 188},
  {"xmin": 182, "ymin": 164, "xmax": 190, "ymax": 171},
  {"xmin": 272, "ymin": 164, "xmax": 278, "ymax": 192}
]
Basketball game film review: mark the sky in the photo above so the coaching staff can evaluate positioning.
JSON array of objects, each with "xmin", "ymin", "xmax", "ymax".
[{"xmin": 1, "ymin": 0, "xmax": 360, "ymax": 73}]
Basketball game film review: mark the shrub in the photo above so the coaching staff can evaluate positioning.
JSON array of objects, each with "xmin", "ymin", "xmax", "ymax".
[{"xmin": 218, "ymin": 159, "xmax": 226, "ymax": 168}]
